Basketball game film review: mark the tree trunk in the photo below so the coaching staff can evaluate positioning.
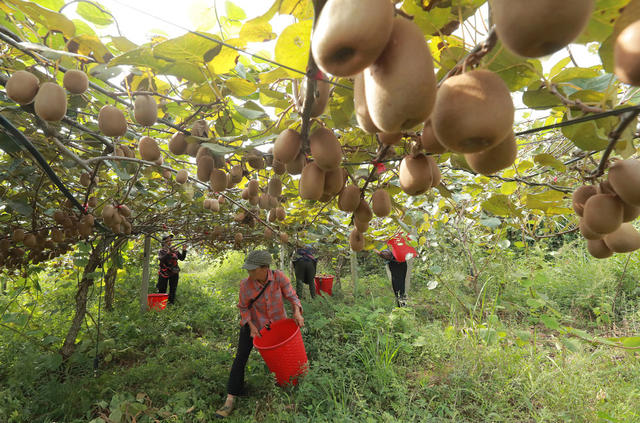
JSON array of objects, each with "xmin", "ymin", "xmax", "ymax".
[
  {"xmin": 140, "ymin": 235, "xmax": 151, "ymax": 312},
  {"xmin": 333, "ymin": 254, "xmax": 344, "ymax": 294},
  {"xmin": 350, "ymin": 250, "xmax": 358, "ymax": 296},
  {"xmin": 280, "ymin": 242, "xmax": 286, "ymax": 275},
  {"xmin": 104, "ymin": 265, "xmax": 117, "ymax": 311},
  {"xmin": 60, "ymin": 236, "xmax": 111, "ymax": 361}
]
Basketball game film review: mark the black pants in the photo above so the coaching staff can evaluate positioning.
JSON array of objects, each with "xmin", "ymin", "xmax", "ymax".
[
  {"xmin": 294, "ymin": 260, "xmax": 316, "ymax": 298},
  {"xmin": 157, "ymin": 274, "xmax": 179, "ymax": 304},
  {"xmin": 388, "ymin": 261, "xmax": 407, "ymax": 303},
  {"xmin": 227, "ymin": 323, "xmax": 253, "ymax": 396}
]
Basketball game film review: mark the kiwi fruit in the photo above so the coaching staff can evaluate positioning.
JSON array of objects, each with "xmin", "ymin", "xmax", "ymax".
[
  {"xmin": 23, "ymin": 234, "xmax": 37, "ymax": 248},
  {"xmin": 218, "ymin": 195, "xmax": 226, "ymax": 205},
  {"xmin": 78, "ymin": 222, "xmax": 93, "ymax": 238},
  {"xmin": 245, "ymin": 150, "xmax": 264, "ymax": 170},
  {"xmin": 34, "ymin": 82, "xmax": 67, "ymax": 122},
  {"xmin": 286, "ymin": 152, "xmax": 306, "ymax": 175},
  {"xmin": 230, "ymin": 165, "xmax": 244, "ymax": 184},
  {"xmin": 249, "ymin": 195, "xmax": 259, "ymax": 206},
  {"xmin": 296, "ymin": 77, "xmax": 331, "ymax": 117},
  {"xmin": 324, "ymin": 167, "xmax": 346, "ymax": 197},
  {"xmin": 364, "ymin": 17, "xmax": 437, "ymax": 133},
  {"xmin": 349, "ymin": 228, "xmax": 365, "ymax": 251},
  {"xmin": 113, "ymin": 146, "xmax": 124, "ymax": 157},
  {"xmin": 234, "ymin": 211, "xmax": 246, "ymax": 223},
  {"xmin": 371, "ymin": 189, "xmax": 391, "ymax": 217},
  {"xmin": 99, "ymin": 105, "xmax": 128, "ymax": 137},
  {"xmin": 464, "ymin": 132, "xmax": 517, "ymax": 175},
  {"xmin": 420, "ymin": 120, "xmax": 447, "ymax": 154},
  {"xmin": 6, "ymin": 70, "xmax": 40, "ymax": 105},
  {"xmin": 608, "ymin": 159, "xmax": 640, "ymax": 207},
  {"xmin": 176, "ymin": 169, "xmax": 189, "ymax": 184},
  {"xmin": 259, "ymin": 194, "xmax": 271, "ymax": 210},
  {"xmin": 51, "ymin": 228, "xmax": 65, "ymax": 243},
  {"xmin": 80, "ymin": 172, "xmax": 92, "ymax": 187},
  {"xmin": 579, "ymin": 218, "xmax": 602, "ymax": 240},
  {"xmin": 121, "ymin": 145, "xmax": 135, "ymax": 158},
  {"xmin": 234, "ymin": 233, "xmax": 243, "ymax": 244},
  {"xmin": 429, "ymin": 156, "xmax": 442, "ymax": 187},
  {"xmin": 622, "ymin": 201, "xmax": 640, "ymax": 223},
  {"xmin": 13, "ymin": 229, "xmax": 25, "ymax": 242},
  {"xmin": 399, "ymin": 154, "xmax": 433, "ymax": 195},
  {"xmin": 247, "ymin": 179, "xmax": 260, "ymax": 197},
  {"xmin": 582, "ymin": 194, "xmax": 624, "ymax": 235},
  {"xmin": 354, "ymin": 72, "xmax": 380, "ymax": 133},
  {"xmin": 264, "ymin": 228, "xmax": 274, "ymax": 240},
  {"xmin": 354, "ymin": 199, "xmax": 373, "ymax": 223},
  {"xmin": 274, "ymin": 129, "xmax": 302, "ymax": 164},
  {"xmin": 138, "ymin": 136, "xmax": 161, "ymax": 162},
  {"xmin": 279, "ymin": 232, "xmax": 289, "ymax": 244},
  {"xmin": 268, "ymin": 209, "xmax": 277, "ymax": 222},
  {"xmin": 191, "ymin": 120, "xmax": 209, "ymax": 137},
  {"xmin": 134, "ymin": 95, "xmax": 158, "ymax": 126},
  {"xmin": 490, "ymin": 0, "xmax": 594, "ymax": 58},
  {"xmin": 196, "ymin": 145, "xmax": 212, "ymax": 161},
  {"xmin": 161, "ymin": 169, "xmax": 171, "ymax": 180},
  {"xmin": 603, "ymin": 223, "xmax": 640, "ymax": 253},
  {"xmin": 63, "ymin": 70, "xmax": 88, "ymax": 94},
  {"xmin": 267, "ymin": 178, "xmax": 282, "ymax": 197},
  {"xmin": 311, "ymin": 0, "xmax": 393, "ymax": 77},
  {"xmin": 117, "ymin": 205, "xmax": 131, "ymax": 217},
  {"xmin": 210, "ymin": 169, "xmax": 228, "ymax": 192},
  {"xmin": 88, "ymin": 197, "xmax": 98, "ymax": 208},
  {"xmin": 196, "ymin": 156, "xmax": 214, "ymax": 182},
  {"xmin": 272, "ymin": 159, "xmax": 286, "ymax": 175},
  {"xmin": 432, "ymin": 70, "xmax": 514, "ymax": 153},
  {"xmin": 338, "ymin": 184, "xmax": 361, "ymax": 212},
  {"xmin": 309, "ymin": 127, "xmax": 343, "ymax": 170},
  {"xmin": 209, "ymin": 199, "xmax": 220, "ymax": 212},
  {"xmin": 615, "ymin": 21, "xmax": 640, "ymax": 86},
  {"xmin": 587, "ymin": 238, "xmax": 613, "ymax": 259},
  {"xmin": 300, "ymin": 162, "xmax": 326, "ymax": 201},
  {"xmin": 276, "ymin": 207, "xmax": 286, "ymax": 221},
  {"xmin": 169, "ymin": 132, "xmax": 188, "ymax": 155},
  {"xmin": 378, "ymin": 132, "xmax": 402, "ymax": 146},
  {"xmin": 572, "ymin": 185, "xmax": 597, "ymax": 217},
  {"xmin": 354, "ymin": 217, "xmax": 369, "ymax": 232},
  {"xmin": 155, "ymin": 156, "xmax": 164, "ymax": 166},
  {"xmin": 186, "ymin": 141, "xmax": 201, "ymax": 157},
  {"xmin": 241, "ymin": 189, "xmax": 250, "ymax": 200}
]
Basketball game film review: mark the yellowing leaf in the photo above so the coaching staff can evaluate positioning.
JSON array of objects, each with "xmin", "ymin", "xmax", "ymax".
[
  {"xmin": 226, "ymin": 78, "xmax": 256, "ymax": 97},
  {"xmin": 500, "ymin": 182, "xmax": 518, "ymax": 195},
  {"xmin": 533, "ymin": 153, "xmax": 567, "ymax": 172},
  {"xmin": 275, "ymin": 20, "xmax": 312, "ymax": 77},
  {"xmin": 517, "ymin": 160, "xmax": 533, "ymax": 173},
  {"xmin": 482, "ymin": 194, "xmax": 521, "ymax": 217},
  {"xmin": 110, "ymin": 36, "xmax": 138, "ymax": 53},
  {"xmin": 240, "ymin": 18, "xmax": 276, "ymax": 42},
  {"xmin": 209, "ymin": 38, "xmax": 243, "ymax": 75},
  {"xmin": 68, "ymin": 34, "xmax": 113, "ymax": 63}
]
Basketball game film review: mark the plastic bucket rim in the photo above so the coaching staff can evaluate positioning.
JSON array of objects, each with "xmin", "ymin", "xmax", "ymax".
[{"xmin": 253, "ymin": 319, "xmax": 300, "ymax": 351}]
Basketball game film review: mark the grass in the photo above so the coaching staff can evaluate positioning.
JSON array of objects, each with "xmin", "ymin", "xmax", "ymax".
[{"xmin": 1, "ymin": 243, "xmax": 640, "ymax": 422}]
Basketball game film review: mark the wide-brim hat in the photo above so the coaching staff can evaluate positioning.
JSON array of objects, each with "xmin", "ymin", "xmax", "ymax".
[{"xmin": 242, "ymin": 250, "xmax": 272, "ymax": 270}]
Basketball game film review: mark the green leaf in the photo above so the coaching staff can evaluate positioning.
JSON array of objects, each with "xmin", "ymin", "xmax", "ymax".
[
  {"xmin": 225, "ymin": 1, "xmax": 246, "ymax": 20},
  {"xmin": 481, "ymin": 194, "xmax": 521, "ymax": 217},
  {"xmin": 200, "ymin": 142, "xmax": 235, "ymax": 155},
  {"xmin": 4, "ymin": 199, "xmax": 33, "ymax": 217},
  {"xmin": 540, "ymin": 315, "xmax": 561, "ymax": 331},
  {"xmin": 533, "ymin": 154, "xmax": 567, "ymax": 172},
  {"xmin": 226, "ymin": 78, "xmax": 256, "ymax": 97},
  {"xmin": 482, "ymin": 42, "xmax": 542, "ymax": 91},
  {"xmin": 109, "ymin": 36, "xmax": 138, "ymax": 53},
  {"xmin": 275, "ymin": 20, "xmax": 313, "ymax": 77},
  {"xmin": 561, "ymin": 114, "xmax": 617, "ymax": 151},
  {"xmin": 576, "ymin": 0, "xmax": 630, "ymax": 44},
  {"xmin": 0, "ymin": 131, "xmax": 23, "ymax": 153},
  {"xmin": 522, "ymin": 81, "xmax": 563, "ymax": 109},
  {"xmin": 76, "ymin": 1, "xmax": 113, "ymax": 26},
  {"xmin": 153, "ymin": 32, "xmax": 222, "ymax": 64},
  {"xmin": 480, "ymin": 217, "xmax": 501, "ymax": 229},
  {"xmin": 6, "ymin": 0, "xmax": 75, "ymax": 38}
]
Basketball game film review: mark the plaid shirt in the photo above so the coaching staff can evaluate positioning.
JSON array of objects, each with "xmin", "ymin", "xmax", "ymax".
[{"xmin": 238, "ymin": 269, "xmax": 302, "ymax": 331}]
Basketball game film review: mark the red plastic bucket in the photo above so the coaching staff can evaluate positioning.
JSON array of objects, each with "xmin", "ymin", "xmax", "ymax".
[
  {"xmin": 314, "ymin": 275, "xmax": 334, "ymax": 296},
  {"xmin": 147, "ymin": 293, "xmax": 168, "ymax": 310},
  {"xmin": 253, "ymin": 318, "xmax": 308, "ymax": 386}
]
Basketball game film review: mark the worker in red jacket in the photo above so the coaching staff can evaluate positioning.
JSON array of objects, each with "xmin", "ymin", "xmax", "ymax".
[{"xmin": 157, "ymin": 234, "xmax": 187, "ymax": 305}]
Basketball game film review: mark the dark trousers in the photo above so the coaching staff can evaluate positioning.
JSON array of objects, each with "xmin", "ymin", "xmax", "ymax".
[
  {"xmin": 227, "ymin": 323, "xmax": 253, "ymax": 396},
  {"xmin": 294, "ymin": 260, "xmax": 316, "ymax": 298},
  {"xmin": 157, "ymin": 274, "xmax": 179, "ymax": 304},
  {"xmin": 388, "ymin": 261, "xmax": 407, "ymax": 303}
]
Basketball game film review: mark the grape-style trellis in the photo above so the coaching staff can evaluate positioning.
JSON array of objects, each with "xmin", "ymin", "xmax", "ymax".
[{"xmin": 2, "ymin": 0, "xmax": 640, "ymax": 358}]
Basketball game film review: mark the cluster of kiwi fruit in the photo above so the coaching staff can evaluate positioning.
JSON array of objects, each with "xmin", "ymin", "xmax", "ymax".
[
  {"xmin": 6, "ymin": 69, "xmax": 90, "ymax": 122},
  {"xmin": 573, "ymin": 159, "xmax": 640, "ymax": 258},
  {"xmin": 0, "ymin": 228, "xmax": 71, "ymax": 270},
  {"xmin": 101, "ymin": 203, "xmax": 133, "ymax": 235}
]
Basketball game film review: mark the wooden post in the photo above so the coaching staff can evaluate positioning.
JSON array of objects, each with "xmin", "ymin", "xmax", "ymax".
[
  {"xmin": 280, "ymin": 242, "xmax": 286, "ymax": 275},
  {"xmin": 140, "ymin": 235, "xmax": 151, "ymax": 312},
  {"xmin": 350, "ymin": 250, "xmax": 358, "ymax": 296}
]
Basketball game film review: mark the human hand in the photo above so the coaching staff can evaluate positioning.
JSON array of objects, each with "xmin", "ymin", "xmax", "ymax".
[
  {"xmin": 293, "ymin": 309, "xmax": 304, "ymax": 328},
  {"xmin": 249, "ymin": 323, "xmax": 260, "ymax": 338}
]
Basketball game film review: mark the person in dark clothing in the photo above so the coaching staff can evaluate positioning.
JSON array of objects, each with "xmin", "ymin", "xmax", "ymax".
[
  {"xmin": 377, "ymin": 249, "xmax": 407, "ymax": 307},
  {"xmin": 157, "ymin": 234, "xmax": 187, "ymax": 304},
  {"xmin": 292, "ymin": 244, "xmax": 318, "ymax": 299}
]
